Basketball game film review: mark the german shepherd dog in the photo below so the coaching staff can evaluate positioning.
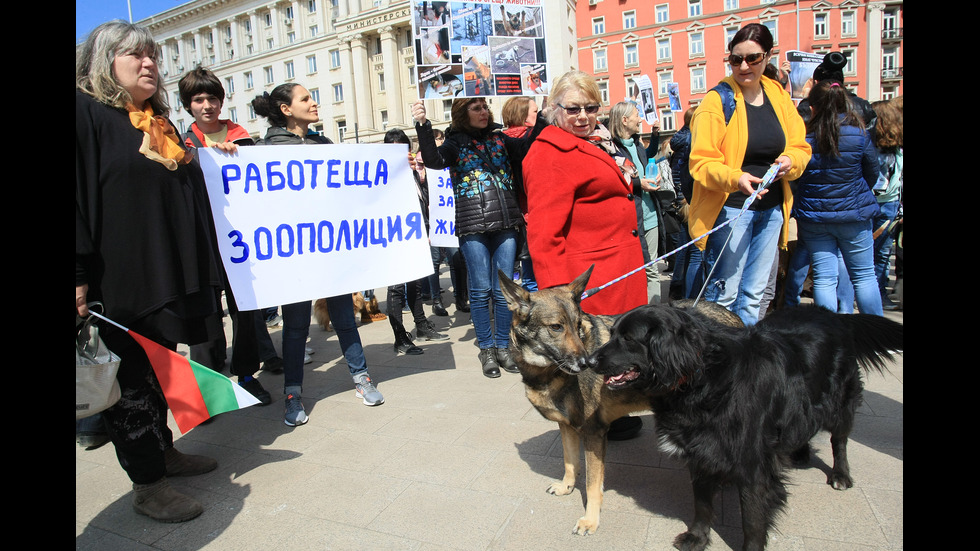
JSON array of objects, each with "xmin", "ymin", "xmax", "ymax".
[
  {"xmin": 499, "ymin": 267, "xmax": 742, "ymax": 535},
  {"xmin": 500, "ymin": 5, "xmax": 529, "ymax": 36},
  {"xmin": 585, "ymin": 304, "xmax": 903, "ymax": 550}
]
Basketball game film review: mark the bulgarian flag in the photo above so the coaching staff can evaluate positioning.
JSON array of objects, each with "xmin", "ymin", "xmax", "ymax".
[{"xmin": 90, "ymin": 312, "xmax": 261, "ymax": 433}]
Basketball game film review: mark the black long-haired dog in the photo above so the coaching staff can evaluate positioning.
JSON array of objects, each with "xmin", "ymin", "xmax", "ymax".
[{"xmin": 583, "ymin": 304, "xmax": 903, "ymax": 551}]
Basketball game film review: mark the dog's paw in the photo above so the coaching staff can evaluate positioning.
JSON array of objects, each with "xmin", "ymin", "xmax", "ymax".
[
  {"xmin": 673, "ymin": 531, "xmax": 708, "ymax": 551},
  {"xmin": 547, "ymin": 481, "xmax": 574, "ymax": 496},
  {"xmin": 828, "ymin": 471, "xmax": 853, "ymax": 490},
  {"xmin": 572, "ymin": 516, "xmax": 598, "ymax": 535}
]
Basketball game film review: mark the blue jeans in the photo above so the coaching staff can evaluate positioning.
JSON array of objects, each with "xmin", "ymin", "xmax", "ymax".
[
  {"xmin": 873, "ymin": 200, "xmax": 900, "ymax": 297},
  {"xmin": 783, "ymin": 240, "xmax": 853, "ymax": 311},
  {"xmin": 702, "ymin": 205, "xmax": 782, "ymax": 326},
  {"xmin": 459, "ymin": 229, "xmax": 517, "ymax": 349},
  {"xmin": 797, "ymin": 220, "xmax": 883, "ymax": 316},
  {"xmin": 281, "ymin": 295, "xmax": 368, "ymax": 390}
]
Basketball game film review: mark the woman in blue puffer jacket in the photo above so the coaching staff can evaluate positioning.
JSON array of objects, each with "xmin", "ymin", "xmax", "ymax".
[{"xmin": 793, "ymin": 80, "xmax": 882, "ymax": 315}]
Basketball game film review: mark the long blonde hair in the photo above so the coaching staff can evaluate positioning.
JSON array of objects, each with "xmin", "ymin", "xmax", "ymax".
[{"xmin": 76, "ymin": 20, "xmax": 169, "ymax": 115}]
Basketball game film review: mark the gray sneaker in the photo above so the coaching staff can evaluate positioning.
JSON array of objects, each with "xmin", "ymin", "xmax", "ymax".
[
  {"xmin": 354, "ymin": 374, "xmax": 385, "ymax": 406},
  {"xmin": 284, "ymin": 392, "xmax": 309, "ymax": 426}
]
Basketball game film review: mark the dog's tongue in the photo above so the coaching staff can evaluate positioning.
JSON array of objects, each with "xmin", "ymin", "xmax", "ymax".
[{"xmin": 604, "ymin": 370, "xmax": 639, "ymax": 386}]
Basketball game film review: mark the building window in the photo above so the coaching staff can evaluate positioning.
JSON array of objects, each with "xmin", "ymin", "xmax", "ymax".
[
  {"xmin": 882, "ymin": 9, "xmax": 900, "ymax": 38},
  {"xmin": 657, "ymin": 38, "xmax": 671, "ymax": 61},
  {"xmin": 689, "ymin": 32, "xmax": 704, "ymax": 58},
  {"xmin": 267, "ymin": 37, "xmax": 275, "ymax": 49},
  {"xmin": 597, "ymin": 81, "xmax": 609, "ymax": 104},
  {"xmin": 308, "ymin": 0, "xmax": 317, "ymax": 12},
  {"xmin": 309, "ymin": 25, "xmax": 319, "ymax": 37},
  {"xmin": 378, "ymin": 72, "xmax": 386, "ymax": 92},
  {"xmin": 762, "ymin": 20, "xmax": 777, "ymax": 43},
  {"xmin": 285, "ymin": 61, "xmax": 295, "ymax": 79},
  {"xmin": 841, "ymin": 11, "xmax": 856, "ymax": 37},
  {"xmin": 284, "ymin": 6, "xmax": 294, "ymax": 19},
  {"xmin": 307, "ymin": 55, "xmax": 318, "ymax": 74},
  {"xmin": 287, "ymin": 31, "xmax": 296, "ymax": 44},
  {"xmin": 623, "ymin": 11, "xmax": 636, "ymax": 30},
  {"xmin": 381, "ymin": 110, "xmax": 388, "ymax": 130},
  {"xmin": 225, "ymin": 76, "xmax": 235, "ymax": 95},
  {"xmin": 264, "ymin": 66, "xmax": 274, "ymax": 84},
  {"xmin": 688, "ymin": 0, "xmax": 701, "ymax": 17},
  {"xmin": 330, "ymin": 50, "xmax": 341, "ymax": 69},
  {"xmin": 265, "ymin": 13, "xmax": 272, "ymax": 27},
  {"xmin": 690, "ymin": 66, "xmax": 706, "ymax": 93},
  {"xmin": 310, "ymin": 88, "xmax": 320, "ymax": 105},
  {"xmin": 593, "ymin": 49, "xmax": 608, "ymax": 72},
  {"xmin": 660, "ymin": 109, "xmax": 675, "ymax": 132},
  {"xmin": 172, "ymin": 91, "xmax": 181, "ymax": 111},
  {"xmin": 248, "ymin": 103, "xmax": 256, "ymax": 120},
  {"xmin": 725, "ymin": 26, "xmax": 738, "ymax": 51},
  {"xmin": 655, "ymin": 4, "xmax": 669, "ymax": 23},
  {"xmin": 592, "ymin": 17, "xmax": 605, "ymax": 35},
  {"xmin": 814, "ymin": 13, "xmax": 828, "ymax": 38},
  {"xmin": 442, "ymin": 100, "xmax": 453, "ymax": 120},
  {"xmin": 658, "ymin": 70, "xmax": 673, "ymax": 97},
  {"xmin": 724, "ymin": 0, "xmax": 738, "ymax": 11},
  {"xmin": 333, "ymin": 84, "xmax": 344, "ymax": 102},
  {"xmin": 882, "ymin": 47, "xmax": 899, "ymax": 78},
  {"xmin": 244, "ymin": 71, "xmax": 254, "ymax": 89},
  {"xmin": 624, "ymin": 43, "xmax": 639, "ymax": 67},
  {"xmin": 337, "ymin": 120, "xmax": 347, "ymax": 142},
  {"xmin": 228, "ymin": 107, "xmax": 238, "ymax": 123},
  {"xmin": 842, "ymin": 49, "xmax": 857, "ymax": 76}
]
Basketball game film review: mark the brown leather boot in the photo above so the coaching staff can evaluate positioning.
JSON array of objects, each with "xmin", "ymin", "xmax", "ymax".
[
  {"xmin": 164, "ymin": 447, "xmax": 217, "ymax": 477},
  {"xmin": 132, "ymin": 478, "xmax": 204, "ymax": 523}
]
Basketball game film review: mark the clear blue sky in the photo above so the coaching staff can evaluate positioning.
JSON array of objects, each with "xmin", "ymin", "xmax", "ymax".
[{"xmin": 76, "ymin": 0, "xmax": 187, "ymax": 43}]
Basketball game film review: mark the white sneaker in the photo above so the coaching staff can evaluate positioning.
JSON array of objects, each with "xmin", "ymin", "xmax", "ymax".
[{"xmin": 304, "ymin": 353, "xmax": 312, "ymax": 365}]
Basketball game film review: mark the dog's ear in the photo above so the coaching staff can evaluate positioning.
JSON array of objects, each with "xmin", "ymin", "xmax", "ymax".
[
  {"xmin": 568, "ymin": 265, "xmax": 595, "ymax": 302},
  {"xmin": 645, "ymin": 307, "xmax": 705, "ymax": 387},
  {"xmin": 499, "ymin": 269, "xmax": 532, "ymax": 318}
]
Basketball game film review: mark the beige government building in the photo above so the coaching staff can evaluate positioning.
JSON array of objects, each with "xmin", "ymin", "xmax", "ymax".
[{"xmin": 137, "ymin": 0, "xmax": 578, "ymax": 144}]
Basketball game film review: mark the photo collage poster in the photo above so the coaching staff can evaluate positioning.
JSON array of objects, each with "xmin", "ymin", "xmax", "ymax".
[{"xmin": 412, "ymin": 1, "xmax": 549, "ymax": 99}]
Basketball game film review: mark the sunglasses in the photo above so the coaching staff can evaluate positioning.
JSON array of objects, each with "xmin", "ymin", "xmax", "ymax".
[
  {"xmin": 728, "ymin": 52, "xmax": 767, "ymax": 66},
  {"xmin": 557, "ymin": 103, "xmax": 600, "ymax": 115}
]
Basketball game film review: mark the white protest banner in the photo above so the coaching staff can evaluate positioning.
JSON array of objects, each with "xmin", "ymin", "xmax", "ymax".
[
  {"xmin": 627, "ymin": 75, "xmax": 659, "ymax": 126},
  {"xmin": 412, "ymin": 0, "xmax": 550, "ymax": 99},
  {"xmin": 199, "ymin": 144, "xmax": 433, "ymax": 311},
  {"xmin": 426, "ymin": 166, "xmax": 459, "ymax": 248}
]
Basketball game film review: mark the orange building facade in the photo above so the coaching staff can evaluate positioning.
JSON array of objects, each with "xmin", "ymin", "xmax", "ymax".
[{"xmin": 576, "ymin": 0, "xmax": 902, "ymax": 133}]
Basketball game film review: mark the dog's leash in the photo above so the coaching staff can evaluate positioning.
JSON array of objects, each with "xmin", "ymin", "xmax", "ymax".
[{"xmin": 581, "ymin": 163, "xmax": 781, "ymax": 305}]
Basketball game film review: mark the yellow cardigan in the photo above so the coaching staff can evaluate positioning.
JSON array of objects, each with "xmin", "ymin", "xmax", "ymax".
[{"xmin": 688, "ymin": 75, "xmax": 811, "ymax": 250}]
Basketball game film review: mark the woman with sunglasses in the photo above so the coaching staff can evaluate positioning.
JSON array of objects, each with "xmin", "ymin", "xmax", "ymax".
[
  {"xmin": 523, "ymin": 70, "xmax": 648, "ymax": 316},
  {"xmin": 688, "ymin": 23, "xmax": 811, "ymax": 326},
  {"xmin": 413, "ymin": 97, "xmax": 545, "ymax": 377}
]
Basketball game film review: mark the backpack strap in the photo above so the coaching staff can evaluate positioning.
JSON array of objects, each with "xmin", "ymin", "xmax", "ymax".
[
  {"xmin": 183, "ymin": 130, "xmax": 205, "ymax": 149},
  {"xmin": 710, "ymin": 82, "xmax": 737, "ymax": 126}
]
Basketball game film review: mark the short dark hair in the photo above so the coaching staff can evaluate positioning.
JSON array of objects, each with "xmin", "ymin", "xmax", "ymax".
[
  {"xmin": 178, "ymin": 67, "xmax": 225, "ymax": 111},
  {"xmin": 384, "ymin": 128, "xmax": 411, "ymax": 145}
]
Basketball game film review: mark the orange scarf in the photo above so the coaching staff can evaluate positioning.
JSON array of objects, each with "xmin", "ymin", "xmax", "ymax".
[{"xmin": 126, "ymin": 103, "xmax": 193, "ymax": 170}]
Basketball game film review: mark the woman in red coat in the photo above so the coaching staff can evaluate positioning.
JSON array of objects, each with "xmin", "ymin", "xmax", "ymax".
[{"xmin": 523, "ymin": 71, "xmax": 647, "ymax": 316}]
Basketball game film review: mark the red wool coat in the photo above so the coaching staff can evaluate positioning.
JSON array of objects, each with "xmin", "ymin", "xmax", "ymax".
[{"xmin": 523, "ymin": 125, "xmax": 647, "ymax": 316}]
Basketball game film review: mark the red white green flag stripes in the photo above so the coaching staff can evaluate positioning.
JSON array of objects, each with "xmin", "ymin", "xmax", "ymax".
[{"xmin": 90, "ymin": 312, "xmax": 261, "ymax": 433}]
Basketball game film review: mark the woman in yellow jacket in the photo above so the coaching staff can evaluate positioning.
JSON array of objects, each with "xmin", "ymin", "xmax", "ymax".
[{"xmin": 688, "ymin": 23, "xmax": 811, "ymax": 326}]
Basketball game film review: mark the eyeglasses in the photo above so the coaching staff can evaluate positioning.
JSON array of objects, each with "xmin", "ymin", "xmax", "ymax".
[
  {"xmin": 557, "ymin": 103, "xmax": 601, "ymax": 115},
  {"xmin": 727, "ymin": 52, "xmax": 767, "ymax": 66}
]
